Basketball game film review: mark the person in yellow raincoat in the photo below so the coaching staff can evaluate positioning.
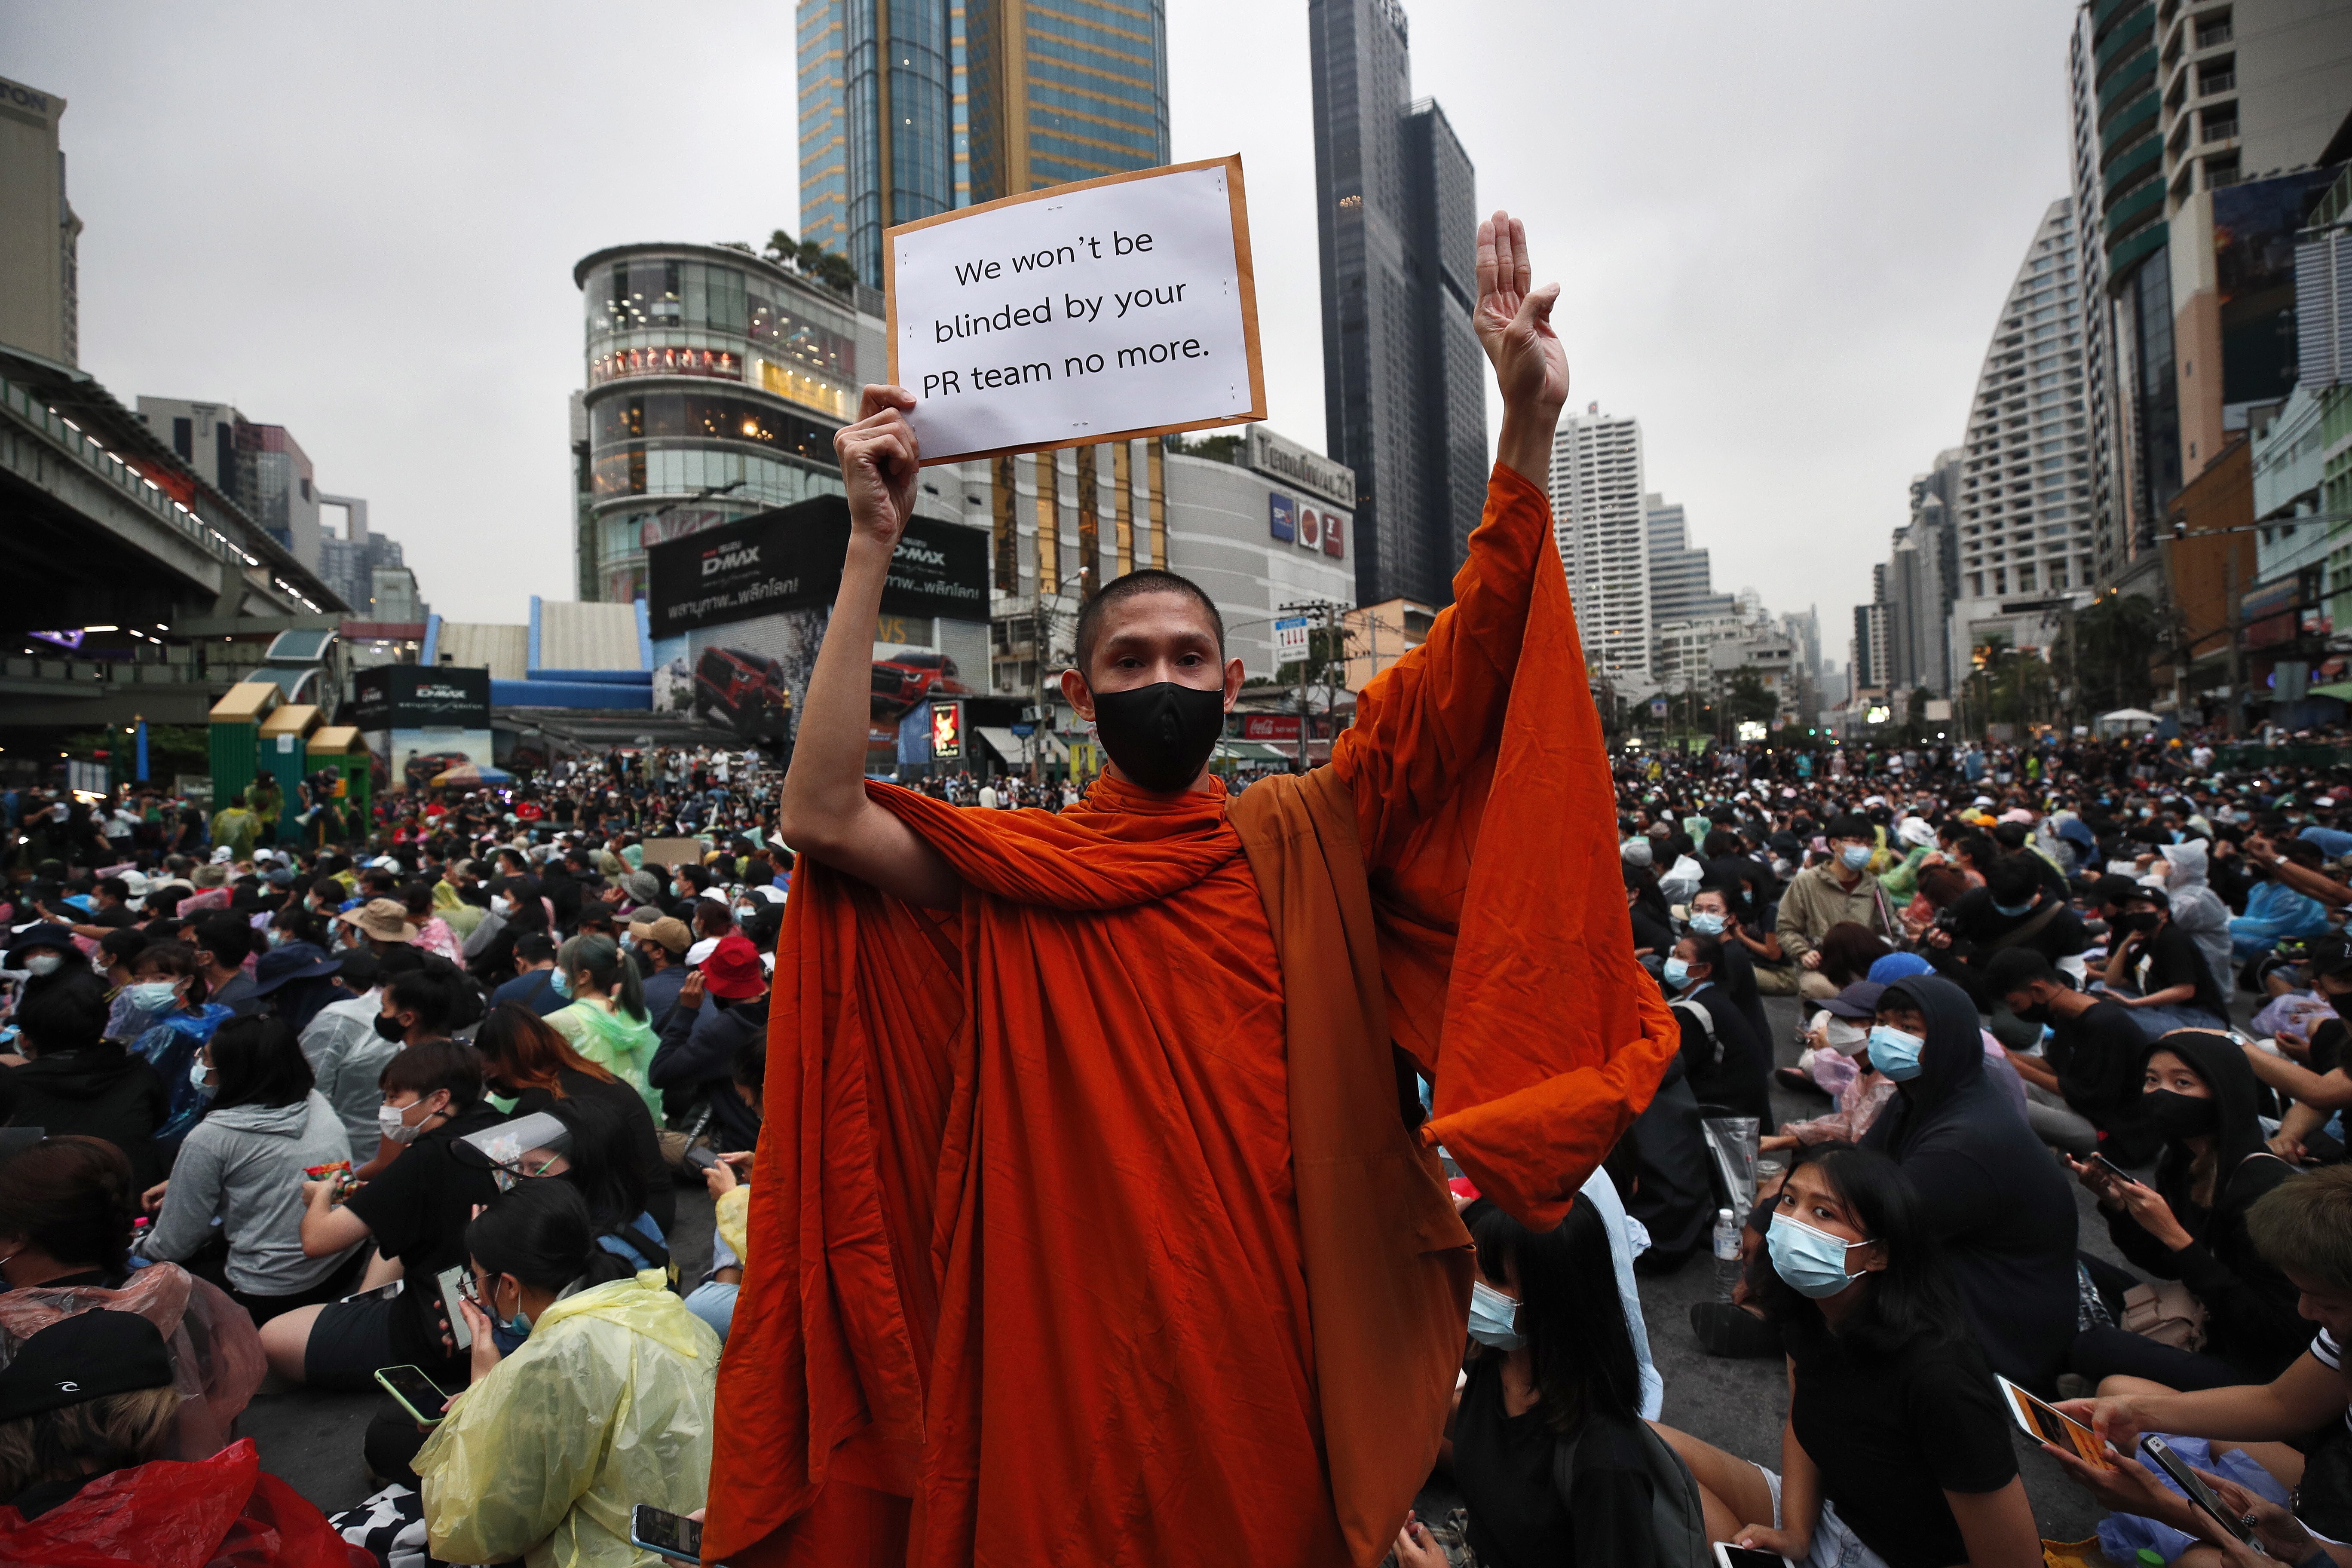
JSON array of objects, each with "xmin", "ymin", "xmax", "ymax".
[{"xmin": 415, "ymin": 1177, "xmax": 719, "ymax": 1568}]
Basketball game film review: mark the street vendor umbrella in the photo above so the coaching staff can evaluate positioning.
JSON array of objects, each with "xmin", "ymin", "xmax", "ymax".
[{"xmin": 428, "ymin": 762, "xmax": 513, "ymax": 787}]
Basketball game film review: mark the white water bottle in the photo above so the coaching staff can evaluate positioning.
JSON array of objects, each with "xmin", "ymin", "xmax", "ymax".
[{"xmin": 1712, "ymin": 1207, "xmax": 1742, "ymax": 1302}]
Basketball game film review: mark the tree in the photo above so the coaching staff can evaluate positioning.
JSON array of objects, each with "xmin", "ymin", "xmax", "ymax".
[
  {"xmin": 2072, "ymin": 591, "xmax": 2161, "ymax": 715},
  {"xmin": 1725, "ymin": 668, "xmax": 1779, "ymax": 725}
]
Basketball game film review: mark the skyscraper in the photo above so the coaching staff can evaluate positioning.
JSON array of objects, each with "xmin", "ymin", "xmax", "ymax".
[
  {"xmin": 2070, "ymin": 0, "xmax": 2177, "ymax": 589},
  {"xmin": 799, "ymin": 1, "xmax": 1170, "ymax": 289},
  {"xmin": 0, "ymin": 76, "xmax": 80, "ymax": 367},
  {"xmin": 1944, "ymin": 199, "xmax": 2095, "ymax": 680},
  {"xmin": 1308, "ymin": 0, "xmax": 1487, "ymax": 609},
  {"xmin": 1645, "ymin": 493, "xmax": 1736, "ymax": 628},
  {"xmin": 1549, "ymin": 407, "xmax": 1651, "ymax": 685}
]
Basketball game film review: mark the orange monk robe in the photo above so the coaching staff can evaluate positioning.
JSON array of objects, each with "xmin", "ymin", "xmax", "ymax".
[{"xmin": 708, "ymin": 463, "xmax": 1680, "ymax": 1568}]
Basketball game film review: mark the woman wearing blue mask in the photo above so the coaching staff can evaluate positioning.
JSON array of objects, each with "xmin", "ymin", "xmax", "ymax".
[
  {"xmin": 122, "ymin": 942, "xmax": 234, "ymax": 1149},
  {"xmin": 1394, "ymin": 1197, "xmax": 1673, "ymax": 1568},
  {"xmin": 1657, "ymin": 1145, "xmax": 2042, "ymax": 1568},
  {"xmin": 1861, "ymin": 974, "xmax": 2080, "ymax": 1394},
  {"xmin": 1664, "ymin": 933, "xmax": 1769, "ymax": 1122},
  {"xmin": 1688, "ymin": 885, "xmax": 1782, "ymax": 1043},
  {"xmin": 418, "ymin": 1176, "xmax": 718, "ymax": 1566}
]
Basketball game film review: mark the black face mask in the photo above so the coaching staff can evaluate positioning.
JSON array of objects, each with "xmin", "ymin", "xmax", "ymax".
[
  {"xmin": 1087, "ymin": 680, "xmax": 1225, "ymax": 793},
  {"xmin": 373, "ymin": 1011, "xmax": 408, "ymax": 1043},
  {"xmin": 2116, "ymin": 910, "xmax": 2161, "ymax": 935},
  {"xmin": 2143, "ymin": 1087, "xmax": 2219, "ymax": 1142}
]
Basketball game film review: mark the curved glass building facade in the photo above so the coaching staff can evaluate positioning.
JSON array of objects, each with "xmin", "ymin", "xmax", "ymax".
[{"xmin": 573, "ymin": 243, "xmax": 877, "ymax": 603}]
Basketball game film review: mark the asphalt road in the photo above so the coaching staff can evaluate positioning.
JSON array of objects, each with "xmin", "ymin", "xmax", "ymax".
[{"xmin": 250, "ymin": 993, "xmax": 2138, "ymax": 1543}]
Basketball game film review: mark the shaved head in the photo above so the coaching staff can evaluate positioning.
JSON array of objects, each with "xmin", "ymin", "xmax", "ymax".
[{"xmin": 1072, "ymin": 570, "xmax": 1224, "ymax": 680}]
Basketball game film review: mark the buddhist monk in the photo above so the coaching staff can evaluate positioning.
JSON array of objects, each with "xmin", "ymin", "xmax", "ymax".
[{"xmin": 707, "ymin": 211, "xmax": 1679, "ymax": 1568}]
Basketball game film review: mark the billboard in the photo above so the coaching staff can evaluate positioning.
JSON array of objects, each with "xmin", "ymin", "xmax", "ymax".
[
  {"xmin": 643, "ymin": 497, "xmax": 987, "ymax": 752},
  {"xmin": 348, "ymin": 666, "xmax": 495, "ymax": 793},
  {"xmin": 645, "ymin": 495, "xmax": 988, "ymax": 637}
]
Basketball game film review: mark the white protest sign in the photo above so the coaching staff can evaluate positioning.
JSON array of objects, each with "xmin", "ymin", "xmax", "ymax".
[{"xmin": 886, "ymin": 155, "xmax": 1265, "ymax": 465}]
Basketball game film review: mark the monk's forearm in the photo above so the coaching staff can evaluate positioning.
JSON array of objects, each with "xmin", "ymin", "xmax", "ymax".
[
  {"xmin": 1495, "ymin": 408, "xmax": 1556, "ymax": 490},
  {"xmin": 779, "ymin": 536, "xmax": 894, "ymax": 845}
]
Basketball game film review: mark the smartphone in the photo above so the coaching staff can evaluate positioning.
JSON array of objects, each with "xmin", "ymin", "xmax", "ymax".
[
  {"xmin": 1713, "ymin": 1544, "xmax": 1793, "ymax": 1568},
  {"xmin": 434, "ymin": 1264, "xmax": 473, "ymax": 1352},
  {"xmin": 340, "ymin": 1278, "xmax": 404, "ymax": 1305},
  {"xmin": 1996, "ymin": 1375, "xmax": 2113, "ymax": 1470},
  {"xmin": 2141, "ymin": 1434, "xmax": 2253, "ymax": 1542},
  {"xmin": 682, "ymin": 1145, "xmax": 720, "ymax": 1175},
  {"xmin": 630, "ymin": 1504, "xmax": 704, "ymax": 1562},
  {"xmin": 374, "ymin": 1364, "xmax": 450, "ymax": 1426},
  {"xmin": 2090, "ymin": 1153, "xmax": 2141, "ymax": 1187}
]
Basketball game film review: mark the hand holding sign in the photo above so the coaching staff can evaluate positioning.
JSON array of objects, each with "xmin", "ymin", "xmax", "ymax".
[
  {"xmin": 886, "ymin": 155, "xmax": 1265, "ymax": 464},
  {"xmin": 833, "ymin": 386, "xmax": 921, "ymax": 553}
]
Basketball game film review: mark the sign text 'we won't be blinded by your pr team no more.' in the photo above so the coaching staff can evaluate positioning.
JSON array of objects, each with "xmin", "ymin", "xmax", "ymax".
[{"xmin": 885, "ymin": 154, "xmax": 1267, "ymax": 466}]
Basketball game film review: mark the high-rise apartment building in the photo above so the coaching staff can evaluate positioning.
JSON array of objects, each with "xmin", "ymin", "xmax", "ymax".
[
  {"xmin": 799, "ymin": 0, "xmax": 1170, "ymax": 289},
  {"xmin": 1549, "ymin": 407, "xmax": 1651, "ymax": 686},
  {"xmin": 1645, "ymin": 493, "xmax": 1736, "ymax": 628},
  {"xmin": 0, "ymin": 76, "xmax": 80, "ymax": 367},
  {"xmin": 135, "ymin": 396, "xmax": 326, "ymax": 570},
  {"xmin": 2072, "ymin": 0, "xmax": 2180, "ymax": 593},
  {"xmin": 1942, "ymin": 200, "xmax": 2096, "ymax": 682},
  {"xmin": 1308, "ymin": 0, "xmax": 1486, "ymax": 609},
  {"xmin": 1877, "ymin": 450, "xmax": 1963, "ymax": 697},
  {"xmin": 2158, "ymin": 1, "xmax": 2352, "ymax": 479}
]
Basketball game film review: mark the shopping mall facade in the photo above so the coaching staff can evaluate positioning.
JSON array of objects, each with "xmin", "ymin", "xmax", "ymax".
[{"xmin": 570, "ymin": 242, "xmax": 885, "ymax": 603}]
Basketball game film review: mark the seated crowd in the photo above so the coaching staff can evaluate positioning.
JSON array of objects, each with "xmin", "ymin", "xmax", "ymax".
[{"xmin": 18, "ymin": 738, "xmax": 2352, "ymax": 1568}]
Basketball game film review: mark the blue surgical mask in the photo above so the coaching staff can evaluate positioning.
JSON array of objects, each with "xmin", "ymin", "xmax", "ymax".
[
  {"xmin": 1991, "ymin": 898, "xmax": 2035, "ymax": 918},
  {"xmin": 550, "ymin": 969, "xmax": 573, "ymax": 999},
  {"xmin": 1840, "ymin": 844, "xmax": 1871, "ymax": 871},
  {"xmin": 1467, "ymin": 1279, "xmax": 1525, "ymax": 1350},
  {"xmin": 1767, "ymin": 1212, "xmax": 1874, "ymax": 1299},
  {"xmin": 1689, "ymin": 911, "xmax": 1727, "ymax": 936},
  {"xmin": 129, "ymin": 980, "xmax": 181, "ymax": 1012},
  {"xmin": 1866, "ymin": 1025, "xmax": 1926, "ymax": 1081},
  {"xmin": 1663, "ymin": 957, "xmax": 1693, "ymax": 989}
]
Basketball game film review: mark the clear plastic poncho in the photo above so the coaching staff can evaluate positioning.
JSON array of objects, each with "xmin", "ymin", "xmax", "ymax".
[{"xmin": 415, "ymin": 1269, "xmax": 720, "ymax": 1568}]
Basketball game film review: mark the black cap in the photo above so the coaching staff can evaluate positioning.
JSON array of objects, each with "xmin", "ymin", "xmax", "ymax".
[
  {"xmin": 251, "ymin": 941, "xmax": 342, "ymax": 996},
  {"xmin": 3, "ymin": 924, "xmax": 80, "ymax": 966},
  {"xmin": 0, "ymin": 1311, "xmax": 173, "ymax": 1422},
  {"xmin": 1818, "ymin": 981, "xmax": 1886, "ymax": 1020},
  {"xmin": 2307, "ymin": 933, "xmax": 2352, "ymax": 979}
]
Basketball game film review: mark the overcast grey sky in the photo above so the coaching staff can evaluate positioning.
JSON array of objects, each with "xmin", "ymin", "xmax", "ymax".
[{"xmin": 6, "ymin": 2, "xmax": 2076, "ymax": 636}]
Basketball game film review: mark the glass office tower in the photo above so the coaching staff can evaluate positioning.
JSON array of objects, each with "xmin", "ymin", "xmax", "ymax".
[{"xmin": 800, "ymin": 0, "xmax": 1170, "ymax": 289}]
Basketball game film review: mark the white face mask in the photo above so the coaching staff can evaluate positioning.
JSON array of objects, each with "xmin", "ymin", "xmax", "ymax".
[
  {"xmin": 490, "ymin": 895, "xmax": 512, "ymax": 916},
  {"xmin": 1825, "ymin": 1018, "xmax": 1871, "ymax": 1056},
  {"xmin": 22, "ymin": 953, "xmax": 64, "ymax": 977},
  {"xmin": 377, "ymin": 1098, "xmax": 432, "ymax": 1146}
]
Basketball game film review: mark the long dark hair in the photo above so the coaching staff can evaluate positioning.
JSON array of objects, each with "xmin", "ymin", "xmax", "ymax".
[
  {"xmin": 474, "ymin": 1003, "xmax": 618, "ymax": 1097},
  {"xmin": 544, "ymin": 1094, "xmax": 647, "ymax": 1233},
  {"xmin": 464, "ymin": 1177, "xmax": 632, "ymax": 1293},
  {"xmin": 1749, "ymin": 1142, "xmax": 1972, "ymax": 1360},
  {"xmin": 1465, "ymin": 1197, "xmax": 1641, "ymax": 1434},
  {"xmin": 208, "ymin": 1014, "xmax": 316, "ymax": 1112}
]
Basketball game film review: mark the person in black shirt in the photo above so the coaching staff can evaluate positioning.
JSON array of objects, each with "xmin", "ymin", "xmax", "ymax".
[
  {"xmin": 1920, "ymin": 851, "xmax": 2087, "ymax": 985},
  {"xmin": 2066, "ymin": 1030, "xmax": 2307, "ymax": 1390},
  {"xmin": 1863, "ymin": 974, "xmax": 2080, "ymax": 1393},
  {"xmin": 1986, "ymin": 948, "xmax": 2159, "ymax": 1164},
  {"xmin": 2098, "ymin": 886, "xmax": 2230, "ymax": 1038},
  {"xmin": 1689, "ymin": 884, "xmax": 1778, "ymax": 1050},
  {"xmin": 1624, "ymin": 863, "xmax": 1675, "ymax": 963},
  {"xmin": 1657, "ymin": 1144, "xmax": 2040, "ymax": 1568},
  {"xmin": 475, "ymin": 1001, "xmax": 672, "ymax": 1233},
  {"xmin": 260, "ymin": 1039, "xmax": 503, "ymax": 1393},
  {"xmin": 1664, "ymin": 933, "xmax": 1769, "ymax": 1121},
  {"xmin": 1395, "ymin": 1196, "xmax": 1663, "ymax": 1568}
]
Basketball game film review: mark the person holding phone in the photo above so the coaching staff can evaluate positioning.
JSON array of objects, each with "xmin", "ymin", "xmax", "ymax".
[
  {"xmin": 411, "ymin": 1179, "xmax": 718, "ymax": 1568},
  {"xmin": 257, "ymin": 1040, "xmax": 503, "ymax": 1395},
  {"xmin": 1655, "ymin": 1144, "xmax": 2043, "ymax": 1568},
  {"xmin": 2063, "ymin": 1032, "xmax": 2307, "ymax": 1391},
  {"xmin": 1391, "ymin": 1195, "xmax": 1669, "ymax": 1568},
  {"xmin": 2052, "ymin": 1163, "xmax": 2352, "ymax": 1544}
]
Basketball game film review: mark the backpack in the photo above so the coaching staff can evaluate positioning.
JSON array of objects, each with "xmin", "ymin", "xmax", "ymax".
[
  {"xmin": 1551, "ymin": 1415, "xmax": 1711, "ymax": 1568},
  {"xmin": 1669, "ymin": 996, "xmax": 1719, "ymax": 1075}
]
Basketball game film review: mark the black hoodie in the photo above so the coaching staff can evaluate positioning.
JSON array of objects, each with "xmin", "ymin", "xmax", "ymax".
[
  {"xmin": 1865, "ymin": 974, "xmax": 2080, "ymax": 1392},
  {"xmin": 0, "ymin": 1046, "xmax": 170, "ymax": 1187},
  {"xmin": 2110, "ymin": 1030, "xmax": 2306, "ymax": 1379}
]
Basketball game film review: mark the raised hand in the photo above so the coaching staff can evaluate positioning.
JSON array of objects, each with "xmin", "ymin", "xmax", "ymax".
[
  {"xmin": 835, "ymin": 385, "xmax": 921, "ymax": 550},
  {"xmin": 1474, "ymin": 211, "xmax": 1568, "ymax": 423}
]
